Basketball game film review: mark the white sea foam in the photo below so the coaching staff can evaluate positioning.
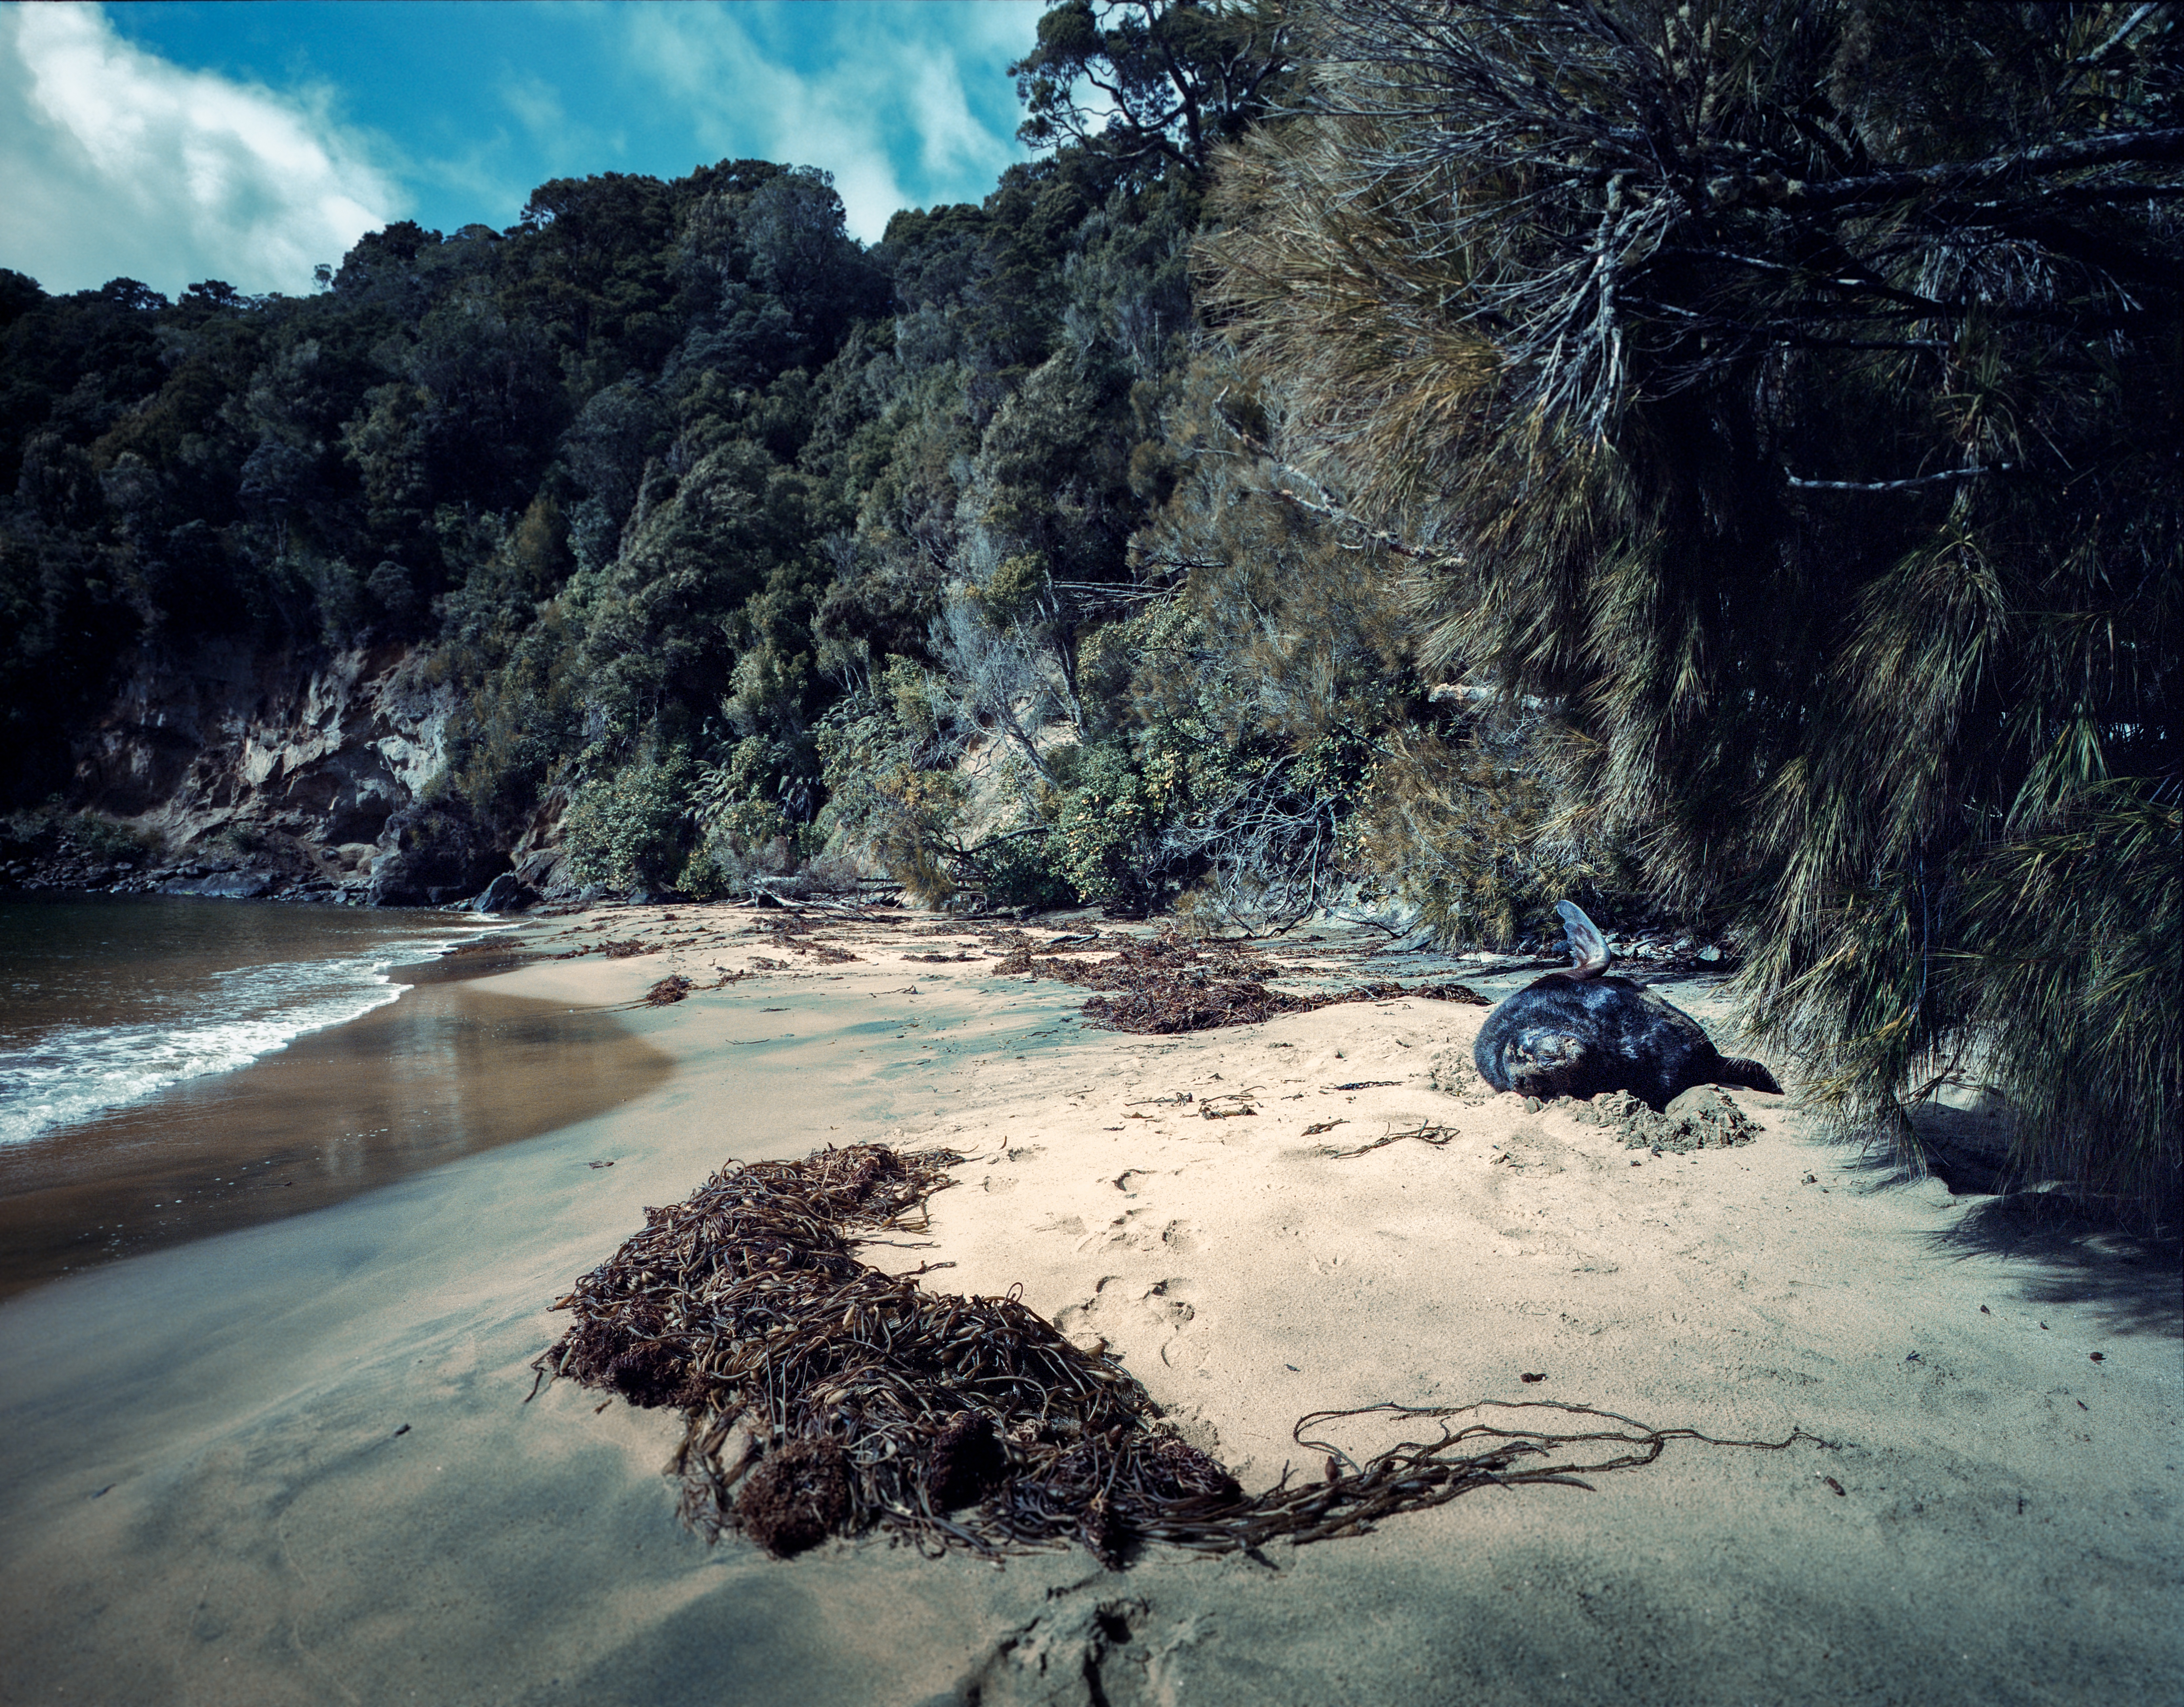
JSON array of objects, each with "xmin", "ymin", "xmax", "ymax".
[{"xmin": 0, "ymin": 921, "xmax": 508, "ymax": 1148}]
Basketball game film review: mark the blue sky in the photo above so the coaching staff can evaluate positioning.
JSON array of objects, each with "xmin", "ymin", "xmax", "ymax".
[{"xmin": 1, "ymin": 1, "xmax": 1045, "ymax": 299}]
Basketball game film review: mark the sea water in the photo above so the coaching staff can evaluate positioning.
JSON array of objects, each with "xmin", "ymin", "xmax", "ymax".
[
  {"xmin": 0, "ymin": 894, "xmax": 676, "ymax": 1297},
  {"xmin": 0, "ymin": 894, "xmax": 502, "ymax": 1148}
]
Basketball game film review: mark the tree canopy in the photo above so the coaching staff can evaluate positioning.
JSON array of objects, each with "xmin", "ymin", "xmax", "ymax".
[{"xmin": 1, "ymin": 0, "xmax": 2174, "ymax": 1226}]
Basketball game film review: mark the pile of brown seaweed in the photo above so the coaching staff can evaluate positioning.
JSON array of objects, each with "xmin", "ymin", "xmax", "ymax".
[
  {"xmin": 996, "ymin": 932, "xmax": 1487, "ymax": 1034},
  {"xmin": 534, "ymin": 1144, "xmax": 1815, "ymax": 1563}
]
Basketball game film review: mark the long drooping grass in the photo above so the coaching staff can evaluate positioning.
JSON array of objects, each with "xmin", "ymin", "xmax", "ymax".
[{"xmin": 1199, "ymin": 1, "xmax": 2182, "ymax": 1225}]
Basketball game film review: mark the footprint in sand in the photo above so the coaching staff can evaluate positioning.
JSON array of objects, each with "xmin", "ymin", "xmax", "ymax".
[
  {"xmin": 1146, "ymin": 1277, "xmax": 1201, "ymax": 1367},
  {"xmin": 1077, "ymin": 1205, "xmax": 1195, "ymax": 1256},
  {"xmin": 1056, "ymin": 1275, "xmax": 1203, "ymax": 1367}
]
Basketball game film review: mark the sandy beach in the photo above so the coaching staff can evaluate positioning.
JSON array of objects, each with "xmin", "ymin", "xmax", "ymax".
[{"xmin": 0, "ymin": 901, "xmax": 2175, "ymax": 1706}]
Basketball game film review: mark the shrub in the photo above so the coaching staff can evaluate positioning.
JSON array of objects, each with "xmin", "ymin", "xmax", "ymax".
[
  {"xmin": 560, "ymin": 753, "xmax": 698, "ymax": 892},
  {"xmin": 674, "ymin": 845, "xmax": 740, "ymax": 901},
  {"xmin": 1203, "ymin": 0, "xmax": 2183, "ymax": 1220}
]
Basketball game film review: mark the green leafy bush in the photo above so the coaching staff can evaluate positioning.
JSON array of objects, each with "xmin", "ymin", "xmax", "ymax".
[
  {"xmin": 559, "ymin": 753, "xmax": 698, "ymax": 892},
  {"xmin": 673, "ymin": 845, "xmax": 741, "ymax": 901}
]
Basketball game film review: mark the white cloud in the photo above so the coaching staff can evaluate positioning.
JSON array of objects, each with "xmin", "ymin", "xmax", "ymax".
[
  {"xmin": 623, "ymin": 2, "xmax": 1038, "ymax": 242},
  {"xmin": 499, "ymin": 73, "xmax": 568, "ymax": 143},
  {"xmin": 0, "ymin": 4, "xmax": 400, "ymax": 298}
]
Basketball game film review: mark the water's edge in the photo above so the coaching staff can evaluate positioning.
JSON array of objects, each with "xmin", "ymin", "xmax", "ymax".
[{"xmin": 0, "ymin": 922, "xmax": 673, "ymax": 1298}]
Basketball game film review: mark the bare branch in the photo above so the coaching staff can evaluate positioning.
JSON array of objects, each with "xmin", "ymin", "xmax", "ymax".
[
  {"xmin": 1763, "ymin": 129, "xmax": 2184, "ymax": 214},
  {"xmin": 1785, "ymin": 465, "xmax": 2013, "ymax": 493}
]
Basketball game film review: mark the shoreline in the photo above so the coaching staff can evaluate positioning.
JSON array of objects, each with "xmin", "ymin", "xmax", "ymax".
[
  {"xmin": 0, "ymin": 900, "xmax": 2175, "ymax": 1705},
  {"xmin": 0, "ymin": 928, "xmax": 669, "ymax": 1299}
]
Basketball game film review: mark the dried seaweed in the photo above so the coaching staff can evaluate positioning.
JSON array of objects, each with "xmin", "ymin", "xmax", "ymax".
[
  {"xmin": 756, "ymin": 919, "xmax": 861, "ymax": 963},
  {"xmin": 1322, "ymin": 1123, "xmax": 1461, "ymax": 1158},
  {"xmin": 534, "ymin": 1144, "xmax": 1820, "ymax": 1565},
  {"xmin": 997, "ymin": 932, "xmax": 1487, "ymax": 1034},
  {"xmin": 551, "ymin": 937, "xmax": 657, "ymax": 962}
]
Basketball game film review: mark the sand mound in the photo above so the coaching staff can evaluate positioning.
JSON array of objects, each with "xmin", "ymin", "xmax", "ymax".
[
  {"xmin": 1427, "ymin": 1045, "xmax": 1765, "ymax": 1153},
  {"xmin": 1567, "ymin": 1086, "xmax": 1766, "ymax": 1152}
]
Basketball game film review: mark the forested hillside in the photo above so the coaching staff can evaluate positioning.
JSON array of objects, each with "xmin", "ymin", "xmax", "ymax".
[{"xmin": 1, "ymin": 0, "xmax": 2176, "ymax": 1222}]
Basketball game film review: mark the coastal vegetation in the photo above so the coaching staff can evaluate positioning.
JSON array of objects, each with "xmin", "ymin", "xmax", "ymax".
[{"xmin": 1, "ymin": 0, "xmax": 2175, "ymax": 1222}]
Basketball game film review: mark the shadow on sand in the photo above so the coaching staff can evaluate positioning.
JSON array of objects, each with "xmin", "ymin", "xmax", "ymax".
[
  {"xmin": 1925, "ymin": 1193, "xmax": 2180, "ymax": 1339},
  {"xmin": 1841, "ymin": 1096, "xmax": 2182, "ymax": 1339},
  {"xmin": 1831, "ymin": 1109, "xmax": 2180, "ymax": 1340}
]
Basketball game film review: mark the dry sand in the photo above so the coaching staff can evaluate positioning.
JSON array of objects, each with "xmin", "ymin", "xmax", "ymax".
[{"xmin": 0, "ymin": 902, "xmax": 2175, "ymax": 1706}]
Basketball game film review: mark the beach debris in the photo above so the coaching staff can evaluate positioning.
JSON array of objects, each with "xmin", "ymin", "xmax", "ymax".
[
  {"xmin": 1327, "ymin": 1080, "xmax": 1401, "ymax": 1092},
  {"xmin": 643, "ymin": 974, "xmax": 693, "ymax": 1006},
  {"xmin": 1822, "ymin": 1475, "xmax": 1847, "ymax": 1496},
  {"xmin": 1520, "ymin": 1373, "xmax": 1547, "ymax": 1384},
  {"xmin": 551, "ymin": 938, "xmax": 652, "ymax": 961},
  {"xmin": 737, "ymin": 1438, "xmax": 853, "ymax": 1556},
  {"xmin": 1301, "ymin": 1120, "xmax": 1347, "ymax": 1137},
  {"xmin": 1199, "ymin": 1091, "xmax": 1260, "ymax": 1120},
  {"xmin": 532, "ymin": 1143, "xmax": 1236, "ymax": 1562},
  {"xmin": 996, "ymin": 931, "xmax": 1485, "ymax": 1035},
  {"xmin": 1322, "ymin": 1123, "xmax": 1459, "ymax": 1159},
  {"xmin": 535, "ymin": 1143, "xmax": 1824, "ymax": 1566},
  {"xmin": 587, "ymin": 1160, "xmax": 616, "ymax": 1170},
  {"xmin": 751, "ymin": 914, "xmax": 862, "ymax": 963}
]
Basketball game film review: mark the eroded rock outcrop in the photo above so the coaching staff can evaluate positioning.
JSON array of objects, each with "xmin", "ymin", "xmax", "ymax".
[{"xmin": 11, "ymin": 640, "xmax": 509, "ymax": 906}]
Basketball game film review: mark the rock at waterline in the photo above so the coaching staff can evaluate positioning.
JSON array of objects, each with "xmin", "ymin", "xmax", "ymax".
[{"xmin": 471, "ymin": 872, "xmax": 537, "ymax": 914}]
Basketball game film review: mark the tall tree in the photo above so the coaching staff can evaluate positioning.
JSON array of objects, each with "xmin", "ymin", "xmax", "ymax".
[
  {"xmin": 1203, "ymin": 0, "xmax": 2181, "ymax": 1221},
  {"xmin": 1015, "ymin": 0, "xmax": 1295, "ymax": 171}
]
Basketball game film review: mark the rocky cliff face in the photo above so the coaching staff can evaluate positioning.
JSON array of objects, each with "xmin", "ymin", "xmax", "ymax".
[{"xmin": 2, "ymin": 641, "xmax": 539, "ymax": 907}]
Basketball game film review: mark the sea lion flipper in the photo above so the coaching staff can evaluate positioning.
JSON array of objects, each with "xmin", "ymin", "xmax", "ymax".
[
  {"xmin": 1714, "ymin": 1055, "xmax": 1783, "ymax": 1095},
  {"xmin": 1555, "ymin": 900, "xmax": 1612, "ymax": 979}
]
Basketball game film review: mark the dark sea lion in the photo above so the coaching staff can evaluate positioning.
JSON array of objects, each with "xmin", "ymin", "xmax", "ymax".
[{"xmin": 1472, "ymin": 901, "xmax": 1782, "ymax": 1107}]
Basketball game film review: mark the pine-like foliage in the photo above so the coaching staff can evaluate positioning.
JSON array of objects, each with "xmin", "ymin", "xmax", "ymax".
[{"xmin": 1202, "ymin": 0, "xmax": 2181, "ymax": 1223}]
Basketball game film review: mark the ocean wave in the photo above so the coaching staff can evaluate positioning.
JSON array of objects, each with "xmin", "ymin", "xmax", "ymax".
[{"xmin": 0, "ymin": 921, "xmax": 508, "ymax": 1148}]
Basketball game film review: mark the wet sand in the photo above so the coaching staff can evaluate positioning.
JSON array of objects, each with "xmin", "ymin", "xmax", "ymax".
[
  {"xmin": 0, "ymin": 949, "xmax": 672, "ymax": 1298},
  {"xmin": 0, "ymin": 902, "xmax": 2174, "ymax": 1707}
]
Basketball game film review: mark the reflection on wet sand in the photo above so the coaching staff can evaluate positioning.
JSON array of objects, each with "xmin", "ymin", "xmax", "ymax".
[{"xmin": 0, "ymin": 965, "xmax": 672, "ymax": 1297}]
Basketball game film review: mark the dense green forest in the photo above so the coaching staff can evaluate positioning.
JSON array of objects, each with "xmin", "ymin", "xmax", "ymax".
[{"xmin": 1, "ymin": 0, "xmax": 2176, "ymax": 1221}]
